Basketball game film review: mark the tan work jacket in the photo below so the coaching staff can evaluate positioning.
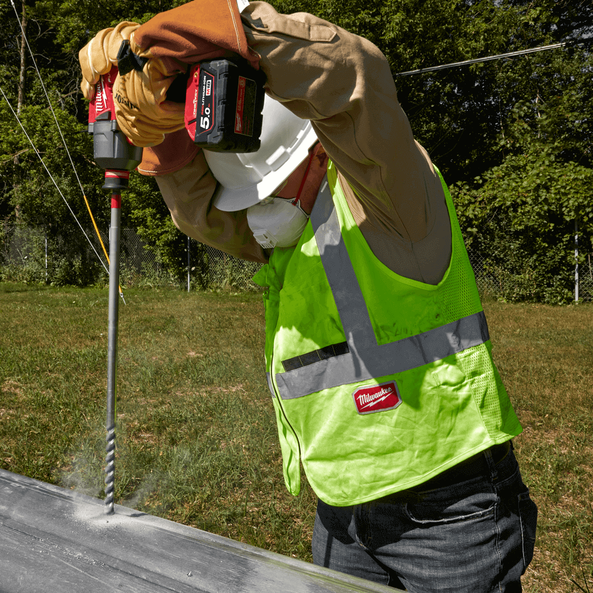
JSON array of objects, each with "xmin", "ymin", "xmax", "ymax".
[{"xmin": 153, "ymin": 2, "xmax": 451, "ymax": 285}]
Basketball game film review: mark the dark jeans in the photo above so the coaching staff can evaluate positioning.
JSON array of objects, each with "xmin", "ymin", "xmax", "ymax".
[{"xmin": 312, "ymin": 443, "xmax": 537, "ymax": 592}]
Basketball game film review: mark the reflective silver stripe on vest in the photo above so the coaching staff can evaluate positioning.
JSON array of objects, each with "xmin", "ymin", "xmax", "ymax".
[
  {"xmin": 274, "ymin": 177, "xmax": 490, "ymax": 400},
  {"xmin": 266, "ymin": 372, "xmax": 276, "ymax": 399}
]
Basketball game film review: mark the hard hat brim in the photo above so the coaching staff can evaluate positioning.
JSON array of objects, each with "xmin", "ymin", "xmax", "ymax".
[{"xmin": 210, "ymin": 125, "xmax": 319, "ymax": 213}]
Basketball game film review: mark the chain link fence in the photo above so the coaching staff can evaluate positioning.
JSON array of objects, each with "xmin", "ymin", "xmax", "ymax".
[
  {"xmin": 91, "ymin": 228, "xmax": 263, "ymax": 291},
  {"xmin": 1, "ymin": 225, "xmax": 592, "ymax": 301},
  {"xmin": 0, "ymin": 225, "xmax": 262, "ymax": 292},
  {"xmin": 468, "ymin": 249, "xmax": 593, "ymax": 303}
]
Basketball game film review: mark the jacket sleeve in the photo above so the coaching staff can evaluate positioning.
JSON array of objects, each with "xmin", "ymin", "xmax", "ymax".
[
  {"xmin": 241, "ymin": 1, "xmax": 445, "ymax": 245},
  {"xmin": 156, "ymin": 1, "xmax": 447, "ymax": 268}
]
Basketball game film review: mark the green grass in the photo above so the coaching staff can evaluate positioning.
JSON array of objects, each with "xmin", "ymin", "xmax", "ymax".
[
  {"xmin": 1, "ymin": 283, "xmax": 592, "ymax": 590},
  {"xmin": 484, "ymin": 299, "xmax": 593, "ymax": 592}
]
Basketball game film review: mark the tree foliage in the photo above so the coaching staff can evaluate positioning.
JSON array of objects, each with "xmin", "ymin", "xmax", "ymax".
[
  {"xmin": 0, "ymin": 0, "xmax": 592, "ymax": 297},
  {"xmin": 453, "ymin": 149, "xmax": 593, "ymax": 303}
]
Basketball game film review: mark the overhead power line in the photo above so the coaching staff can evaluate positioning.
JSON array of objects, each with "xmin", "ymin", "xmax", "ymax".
[
  {"xmin": 0, "ymin": 87, "xmax": 109, "ymax": 277},
  {"xmin": 9, "ymin": 0, "xmax": 88, "ymax": 197},
  {"xmin": 396, "ymin": 41, "xmax": 570, "ymax": 77},
  {"xmin": 8, "ymin": 0, "xmax": 122, "ymax": 296}
]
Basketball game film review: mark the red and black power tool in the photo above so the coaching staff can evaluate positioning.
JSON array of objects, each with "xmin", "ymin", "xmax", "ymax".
[
  {"xmin": 184, "ymin": 58, "xmax": 266, "ymax": 153},
  {"xmin": 88, "ymin": 56, "xmax": 266, "ymax": 176},
  {"xmin": 87, "ymin": 66, "xmax": 143, "ymax": 190}
]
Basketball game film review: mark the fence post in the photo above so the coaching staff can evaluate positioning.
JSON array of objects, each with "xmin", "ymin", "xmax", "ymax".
[
  {"xmin": 45, "ymin": 229, "xmax": 48, "ymax": 282},
  {"xmin": 575, "ymin": 219, "xmax": 579, "ymax": 303},
  {"xmin": 187, "ymin": 236, "xmax": 191, "ymax": 293}
]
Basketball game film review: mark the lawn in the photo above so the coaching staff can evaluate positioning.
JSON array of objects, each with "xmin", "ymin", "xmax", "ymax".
[{"xmin": 1, "ymin": 282, "xmax": 592, "ymax": 592}]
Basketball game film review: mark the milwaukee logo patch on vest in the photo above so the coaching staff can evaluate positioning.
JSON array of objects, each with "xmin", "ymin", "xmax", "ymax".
[{"xmin": 353, "ymin": 382, "xmax": 402, "ymax": 414}]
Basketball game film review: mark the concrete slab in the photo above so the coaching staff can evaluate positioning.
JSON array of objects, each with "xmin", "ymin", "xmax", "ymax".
[{"xmin": 0, "ymin": 469, "xmax": 399, "ymax": 592}]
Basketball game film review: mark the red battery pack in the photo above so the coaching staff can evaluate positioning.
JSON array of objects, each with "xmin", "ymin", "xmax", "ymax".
[{"xmin": 185, "ymin": 58, "xmax": 266, "ymax": 153}]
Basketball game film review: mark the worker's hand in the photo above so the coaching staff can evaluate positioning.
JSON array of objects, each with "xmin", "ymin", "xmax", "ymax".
[
  {"xmin": 110, "ymin": 0, "xmax": 259, "ymax": 148},
  {"xmin": 80, "ymin": 0, "xmax": 259, "ymax": 149},
  {"xmin": 112, "ymin": 36, "xmax": 186, "ymax": 147},
  {"xmin": 79, "ymin": 22, "xmax": 140, "ymax": 101}
]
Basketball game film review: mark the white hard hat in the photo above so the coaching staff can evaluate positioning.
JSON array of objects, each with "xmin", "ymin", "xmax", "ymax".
[{"xmin": 206, "ymin": 94, "xmax": 318, "ymax": 212}]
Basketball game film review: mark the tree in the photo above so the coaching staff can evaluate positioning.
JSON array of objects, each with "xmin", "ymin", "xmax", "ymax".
[
  {"xmin": 1, "ymin": 0, "xmax": 591, "ymax": 295},
  {"xmin": 446, "ymin": 0, "xmax": 593, "ymax": 303},
  {"xmin": 269, "ymin": 0, "xmax": 592, "ymax": 182},
  {"xmin": 452, "ymin": 148, "xmax": 593, "ymax": 303},
  {"xmin": 1, "ymin": 0, "xmax": 185, "ymax": 285}
]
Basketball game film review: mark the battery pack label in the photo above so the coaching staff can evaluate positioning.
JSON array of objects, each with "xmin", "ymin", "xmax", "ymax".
[
  {"xmin": 185, "ymin": 58, "xmax": 265, "ymax": 151},
  {"xmin": 199, "ymin": 70, "xmax": 214, "ymax": 133},
  {"xmin": 234, "ymin": 76, "xmax": 257, "ymax": 137}
]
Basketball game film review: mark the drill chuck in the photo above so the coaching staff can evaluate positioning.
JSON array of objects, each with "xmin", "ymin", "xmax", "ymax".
[
  {"xmin": 88, "ymin": 67, "xmax": 142, "ymax": 190},
  {"xmin": 89, "ymin": 112, "xmax": 142, "ymax": 189}
]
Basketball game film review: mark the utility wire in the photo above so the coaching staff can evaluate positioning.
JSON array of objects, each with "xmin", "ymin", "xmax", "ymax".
[
  {"xmin": 396, "ymin": 41, "xmax": 570, "ymax": 76},
  {"xmin": 9, "ymin": 0, "xmax": 88, "ymax": 196},
  {"xmin": 0, "ymin": 87, "xmax": 109, "ymax": 276},
  {"xmin": 7, "ymin": 0, "xmax": 586, "ymax": 260},
  {"xmin": 9, "ymin": 0, "xmax": 123, "ymax": 299}
]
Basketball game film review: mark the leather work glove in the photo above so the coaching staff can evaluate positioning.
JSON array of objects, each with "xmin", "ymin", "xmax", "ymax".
[
  {"xmin": 79, "ymin": 23, "xmax": 186, "ymax": 147},
  {"xmin": 79, "ymin": 21, "xmax": 140, "ymax": 101},
  {"xmin": 115, "ymin": 0, "xmax": 259, "ymax": 150},
  {"xmin": 112, "ymin": 36, "xmax": 186, "ymax": 147},
  {"xmin": 80, "ymin": 0, "xmax": 259, "ymax": 163}
]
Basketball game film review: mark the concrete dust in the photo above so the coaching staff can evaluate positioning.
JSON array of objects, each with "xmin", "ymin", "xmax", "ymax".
[{"xmin": 70, "ymin": 500, "xmax": 154, "ymax": 537}]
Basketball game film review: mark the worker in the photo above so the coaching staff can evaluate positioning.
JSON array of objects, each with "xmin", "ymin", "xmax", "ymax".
[{"xmin": 79, "ymin": 1, "xmax": 538, "ymax": 591}]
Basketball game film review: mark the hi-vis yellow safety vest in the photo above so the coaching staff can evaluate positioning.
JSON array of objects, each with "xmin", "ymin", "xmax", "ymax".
[{"xmin": 253, "ymin": 161, "xmax": 522, "ymax": 507}]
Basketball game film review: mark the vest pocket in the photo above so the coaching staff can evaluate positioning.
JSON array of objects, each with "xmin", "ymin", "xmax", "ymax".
[
  {"xmin": 431, "ymin": 360, "xmax": 466, "ymax": 387},
  {"xmin": 281, "ymin": 341, "xmax": 349, "ymax": 371}
]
